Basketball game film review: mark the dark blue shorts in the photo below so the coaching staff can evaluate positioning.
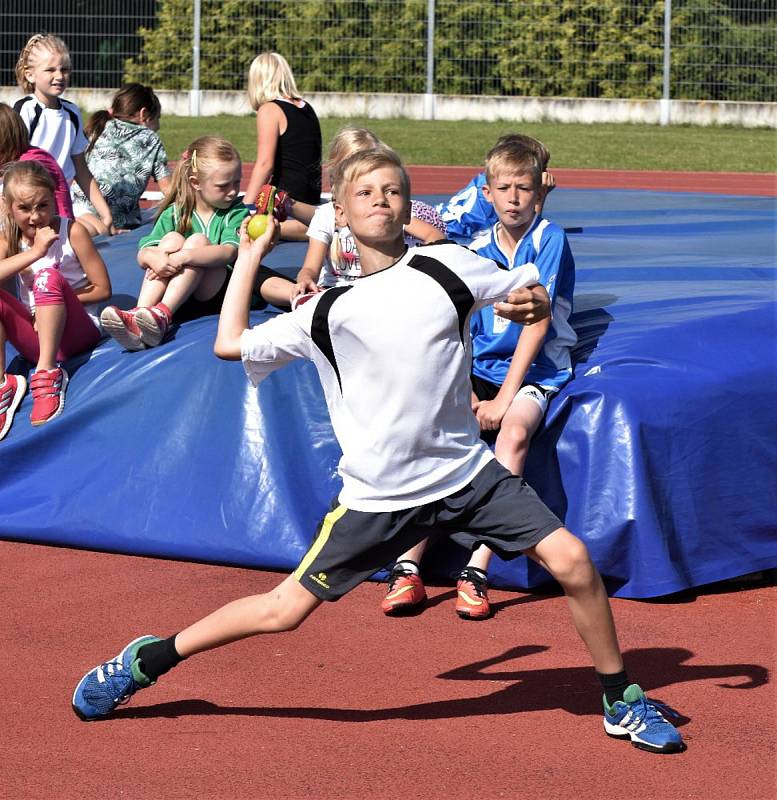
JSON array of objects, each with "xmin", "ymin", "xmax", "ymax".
[{"xmin": 294, "ymin": 459, "xmax": 563, "ymax": 600}]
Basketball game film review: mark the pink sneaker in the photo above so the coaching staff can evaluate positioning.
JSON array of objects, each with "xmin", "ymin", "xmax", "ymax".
[
  {"xmin": 29, "ymin": 367, "xmax": 68, "ymax": 426},
  {"xmin": 101, "ymin": 305, "xmax": 144, "ymax": 351},
  {"xmin": 0, "ymin": 373, "xmax": 27, "ymax": 440},
  {"xmin": 135, "ymin": 304, "xmax": 172, "ymax": 348}
]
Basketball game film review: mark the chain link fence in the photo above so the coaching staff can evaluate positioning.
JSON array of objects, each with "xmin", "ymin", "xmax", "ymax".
[{"xmin": 1, "ymin": 1, "xmax": 775, "ymax": 103}]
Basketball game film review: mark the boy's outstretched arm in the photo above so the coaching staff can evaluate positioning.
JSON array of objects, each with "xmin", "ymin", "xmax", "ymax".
[{"xmin": 215, "ymin": 216, "xmax": 277, "ymax": 360}]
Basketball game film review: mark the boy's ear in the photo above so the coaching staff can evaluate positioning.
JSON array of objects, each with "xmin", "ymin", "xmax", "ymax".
[
  {"xmin": 333, "ymin": 198, "xmax": 348, "ymax": 229},
  {"xmin": 481, "ymin": 183, "xmax": 495, "ymax": 206}
]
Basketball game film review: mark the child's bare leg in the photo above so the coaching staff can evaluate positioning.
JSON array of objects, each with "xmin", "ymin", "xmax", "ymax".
[
  {"xmin": 494, "ymin": 397, "xmax": 543, "ymax": 475},
  {"xmin": 526, "ymin": 528, "xmax": 623, "ymax": 674},
  {"xmin": 391, "ymin": 538, "xmax": 428, "ymax": 569},
  {"xmin": 32, "ymin": 303, "xmax": 66, "ymax": 371},
  {"xmin": 0, "ymin": 322, "xmax": 6, "ymax": 375},
  {"xmin": 136, "ymin": 271, "xmax": 169, "ymax": 307},
  {"xmin": 464, "ymin": 398, "xmax": 544, "ymax": 573},
  {"xmin": 174, "ymin": 573, "xmax": 322, "ymax": 657},
  {"xmin": 76, "ymin": 213, "xmax": 109, "ymax": 237},
  {"xmin": 139, "ymin": 234, "xmax": 218, "ymax": 314}
]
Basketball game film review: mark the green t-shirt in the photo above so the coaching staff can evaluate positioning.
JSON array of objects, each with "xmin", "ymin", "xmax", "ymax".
[{"xmin": 138, "ymin": 201, "xmax": 248, "ymax": 258}]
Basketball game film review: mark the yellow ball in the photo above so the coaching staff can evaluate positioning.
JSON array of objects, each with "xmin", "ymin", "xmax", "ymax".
[{"xmin": 247, "ymin": 213, "xmax": 269, "ymax": 240}]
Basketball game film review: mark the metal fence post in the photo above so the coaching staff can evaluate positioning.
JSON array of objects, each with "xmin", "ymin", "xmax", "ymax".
[
  {"xmin": 189, "ymin": 0, "xmax": 201, "ymax": 117},
  {"xmin": 423, "ymin": 0, "xmax": 436, "ymax": 120},
  {"xmin": 660, "ymin": 0, "xmax": 672, "ymax": 126}
]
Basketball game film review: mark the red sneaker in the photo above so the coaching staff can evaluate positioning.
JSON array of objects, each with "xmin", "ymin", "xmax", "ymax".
[
  {"xmin": 0, "ymin": 373, "xmax": 27, "ymax": 440},
  {"xmin": 29, "ymin": 367, "xmax": 68, "ymax": 426},
  {"xmin": 101, "ymin": 305, "xmax": 144, "ymax": 351},
  {"xmin": 381, "ymin": 566, "xmax": 427, "ymax": 616},
  {"xmin": 135, "ymin": 304, "xmax": 172, "ymax": 348},
  {"xmin": 254, "ymin": 184, "xmax": 289, "ymax": 222},
  {"xmin": 455, "ymin": 568, "xmax": 491, "ymax": 620}
]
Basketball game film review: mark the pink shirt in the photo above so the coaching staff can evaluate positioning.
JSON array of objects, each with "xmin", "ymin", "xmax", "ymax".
[{"xmin": 19, "ymin": 146, "xmax": 74, "ymax": 219}]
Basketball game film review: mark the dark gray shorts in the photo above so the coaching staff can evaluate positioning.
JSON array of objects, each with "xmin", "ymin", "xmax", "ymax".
[{"xmin": 293, "ymin": 459, "xmax": 563, "ymax": 601}]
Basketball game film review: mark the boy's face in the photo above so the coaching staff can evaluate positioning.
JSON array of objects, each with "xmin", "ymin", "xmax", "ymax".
[
  {"xmin": 334, "ymin": 165, "xmax": 410, "ymax": 248},
  {"xmin": 26, "ymin": 48, "xmax": 71, "ymax": 104},
  {"xmin": 482, "ymin": 170, "xmax": 540, "ymax": 237}
]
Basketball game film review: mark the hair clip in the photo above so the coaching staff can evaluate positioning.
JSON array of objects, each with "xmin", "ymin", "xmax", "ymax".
[{"xmin": 190, "ymin": 149, "xmax": 198, "ymax": 173}]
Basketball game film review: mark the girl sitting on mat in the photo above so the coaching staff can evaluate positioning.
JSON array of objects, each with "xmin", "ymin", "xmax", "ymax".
[
  {"xmin": 0, "ymin": 161, "xmax": 111, "ymax": 437},
  {"xmin": 98, "ymin": 135, "xmax": 293, "ymax": 350},
  {"xmin": 72, "ymin": 83, "xmax": 170, "ymax": 234}
]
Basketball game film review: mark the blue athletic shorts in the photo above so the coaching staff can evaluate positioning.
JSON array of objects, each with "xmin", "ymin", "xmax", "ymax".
[{"xmin": 294, "ymin": 459, "xmax": 563, "ymax": 600}]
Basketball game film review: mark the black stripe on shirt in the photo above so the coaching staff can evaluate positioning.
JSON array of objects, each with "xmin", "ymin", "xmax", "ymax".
[
  {"xmin": 407, "ymin": 253, "xmax": 475, "ymax": 344},
  {"xmin": 311, "ymin": 285, "xmax": 352, "ymax": 392}
]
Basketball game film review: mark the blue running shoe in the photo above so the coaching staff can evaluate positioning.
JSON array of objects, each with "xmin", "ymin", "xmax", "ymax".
[
  {"xmin": 603, "ymin": 684, "xmax": 684, "ymax": 753},
  {"xmin": 72, "ymin": 635, "xmax": 159, "ymax": 721}
]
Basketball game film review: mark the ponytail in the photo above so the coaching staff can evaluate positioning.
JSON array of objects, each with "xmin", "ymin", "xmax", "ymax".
[{"xmin": 85, "ymin": 110, "xmax": 112, "ymax": 155}]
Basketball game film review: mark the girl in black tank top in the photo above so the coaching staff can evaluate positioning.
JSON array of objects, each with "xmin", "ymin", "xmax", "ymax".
[
  {"xmin": 270, "ymin": 99, "xmax": 322, "ymax": 205},
  {"xmin": 245, "ymin": 52, "xmax": 322, "ymax": 208}
]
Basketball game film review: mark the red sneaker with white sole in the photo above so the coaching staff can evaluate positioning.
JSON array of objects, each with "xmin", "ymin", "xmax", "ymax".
[
  {"xmin": 101, "ymin": 305, "xmax": 144, "ymax": 351},
  {"xmin": 135, "ymin": 304, "xmax": 172, "ymax": 348},
  {"xmin": 0, "ymin": 373, "xmax": 27, "ymax": 440},
  {"xmin": 29, "ymin": 367, "xmax": 68, "ymax": 426}
]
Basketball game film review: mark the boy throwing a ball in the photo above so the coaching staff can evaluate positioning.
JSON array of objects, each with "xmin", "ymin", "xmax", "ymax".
[{"xmin": 72, "ymin": 146, "xmax": 683, "ymax": 754}]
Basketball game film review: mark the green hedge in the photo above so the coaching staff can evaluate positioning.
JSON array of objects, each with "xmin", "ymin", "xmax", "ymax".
[{"xmin": 124, "ymin": 0, "xmax": 776, "ymax": 102}]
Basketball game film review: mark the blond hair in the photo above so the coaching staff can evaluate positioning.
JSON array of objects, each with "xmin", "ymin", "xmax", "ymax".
[
  {"xmin": 484, "ymin": 134, "xmax": 548, "ymax": 186},
  {"xmin": 1, "ymin": 160, "xmax": 57, "ymax": 256},
  {"xmin": 16, "ymin": 34, "xmax": 71, "ymax": 94},
  {"xmin": 156, "ymin": 136, "xmax": 240, "ymax": 235},
  {"xmin": 247, "ymin": 52, "xmax": 301, "ymax": 110},
  {"xmin": 323, "ymin": 128, "xmax": 383, "ymax": 269},
  {"xmin": 326, "ymin": 126, "xmax": 382, "ymax": 192},
  {"xmin": 0, "ymin": 102, "xmax": 30, "ymax": 166}
]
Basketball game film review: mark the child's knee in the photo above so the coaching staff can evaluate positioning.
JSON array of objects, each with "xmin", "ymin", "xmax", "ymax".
[
  {"xmin": 498, "ymin": 420, "xmax": 531, "ymax": 455},
  {"xmin": 544, "ymin": 532, "xmax": 595, "ymax": 589},
  {"xmin": 261, "ymin": 601, "xmax": 307, "ymax": 633},
  {"xmin": 32, "ymin": 267, "xmax": 68, "ymax": 305},
  {"xmin": 158, "ymin": 231, "xmax": 186, "ymax": 252},
  {"xmin": 182, "ymin": 233, "xmax": 210, "ymax": 249}
]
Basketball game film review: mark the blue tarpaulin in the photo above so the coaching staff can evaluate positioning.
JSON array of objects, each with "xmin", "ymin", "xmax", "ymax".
[{"xmin": 1, "ymin": 189, "xmax": 775, "ymax": 597}]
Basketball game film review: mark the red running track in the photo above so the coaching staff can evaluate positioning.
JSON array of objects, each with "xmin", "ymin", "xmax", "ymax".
[
  {"xmin": 1, "ymin": 540, "xmax": 774, "ymax": 800},
  {"xmin": 403, "ymin": 165, "xmax": 777, "ymax": 196},
  {"xmin": 155, "ymin": 165, "xmax": 777, "ymax": 198}
]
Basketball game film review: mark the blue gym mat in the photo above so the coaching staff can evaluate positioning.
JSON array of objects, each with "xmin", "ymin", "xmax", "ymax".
[{"xmin": 2, "ymin": 188, "xmax": 775, "ymax": 597}]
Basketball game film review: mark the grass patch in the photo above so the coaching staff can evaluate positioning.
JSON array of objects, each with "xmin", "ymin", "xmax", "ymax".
[{"xmin": 158, "ymin": 114, "xmax": 777, "ymax": 173}]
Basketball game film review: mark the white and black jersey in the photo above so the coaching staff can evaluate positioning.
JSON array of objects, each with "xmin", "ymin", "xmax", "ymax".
[
  {"xmin": 13, "ymin": 95, "xmax": 87, "ymax": 183},
  {"xmin": 241, "ymin": 242, "xmax": 540, "ymax": 512}
]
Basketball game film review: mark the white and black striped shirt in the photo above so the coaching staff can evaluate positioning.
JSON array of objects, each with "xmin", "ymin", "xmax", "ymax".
[{"xmin": 241, "ymin": 242, "xmax": 539, "ymax": 511}]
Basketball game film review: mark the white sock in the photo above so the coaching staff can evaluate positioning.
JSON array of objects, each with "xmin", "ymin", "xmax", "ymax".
[{"xmin": 395, "ymin": 559, "xmax": 420, "ymax": 576}]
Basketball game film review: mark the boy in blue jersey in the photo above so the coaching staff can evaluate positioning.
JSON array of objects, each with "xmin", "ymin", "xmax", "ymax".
[{"xmin": 383, "ymin": 136, "xmax": 577, "ymax": 621}]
